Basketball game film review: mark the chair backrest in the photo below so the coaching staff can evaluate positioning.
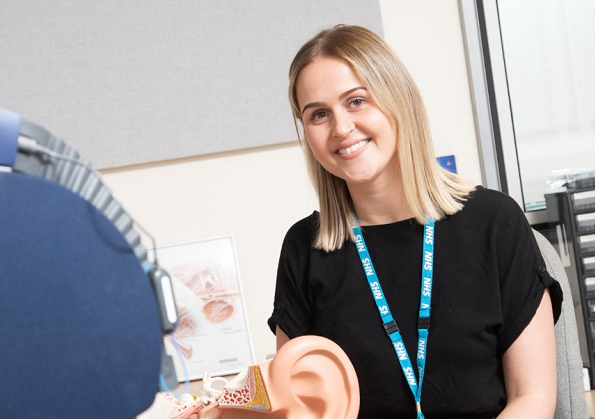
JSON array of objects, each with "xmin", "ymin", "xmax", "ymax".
[
  {"xmin": 533, "ymin": 230, "xmax": 589, "ymax": 419},
  {"xmin": 0, "ymin": 172, "xmax": 163, "ymax": 419}
]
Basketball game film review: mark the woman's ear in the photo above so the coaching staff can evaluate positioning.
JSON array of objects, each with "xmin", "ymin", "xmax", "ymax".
[{"xmin": 263, "ymin": 335, "xmax": 360, "ymax": 419}]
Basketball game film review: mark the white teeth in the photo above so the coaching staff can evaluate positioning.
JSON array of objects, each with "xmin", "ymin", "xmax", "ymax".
[{"xmin": 338, "ymin": 139, "xmax": 369, "ymax": 155}]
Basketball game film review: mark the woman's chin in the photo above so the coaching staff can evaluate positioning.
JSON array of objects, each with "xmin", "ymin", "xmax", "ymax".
[{"xmin": 343, "ymin": 174, "xmax": 379, "ymax": 187}]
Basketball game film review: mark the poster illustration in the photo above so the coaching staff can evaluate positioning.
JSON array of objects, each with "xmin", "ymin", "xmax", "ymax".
[{"xmin": 157, "ymin": 236, "xmax": 254, "ymax": 380}]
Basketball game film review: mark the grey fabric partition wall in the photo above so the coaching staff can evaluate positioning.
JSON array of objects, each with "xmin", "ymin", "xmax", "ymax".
[{"xmin": 0, "ymin": 0, "xmax": 383, "ymax": 169}]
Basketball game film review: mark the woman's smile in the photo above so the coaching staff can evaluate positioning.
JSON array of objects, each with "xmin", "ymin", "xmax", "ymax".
[{"xmin": 336, "ymin": 138, "xmax": 372, "ymax": 156}]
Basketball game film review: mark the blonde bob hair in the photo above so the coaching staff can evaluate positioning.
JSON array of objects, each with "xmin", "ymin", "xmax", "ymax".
[{"xmin": 289, "ymin": 25, "xmax": 475, "ymax": 252}]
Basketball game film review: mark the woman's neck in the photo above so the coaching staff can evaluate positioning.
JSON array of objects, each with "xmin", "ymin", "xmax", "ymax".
[{"xmin": 348, "ymin": 176, "xmax": 414, "ymax": 226}]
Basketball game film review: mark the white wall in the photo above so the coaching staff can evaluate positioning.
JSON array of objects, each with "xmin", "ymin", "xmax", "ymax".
[
  {"xmin": 379, "ymin": 0, "xmax": 482, "ymax": 183},
  {"xmin": 101, "ymin": 0, "xmax": 482, "ymax": 364}
]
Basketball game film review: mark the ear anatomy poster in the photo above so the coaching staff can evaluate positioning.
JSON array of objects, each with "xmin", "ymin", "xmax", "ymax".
[{"xmin": 157, "ymin": 236, "xmax": 254, "ymax": 380}]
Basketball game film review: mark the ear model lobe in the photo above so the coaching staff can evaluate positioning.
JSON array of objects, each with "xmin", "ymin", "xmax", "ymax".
[{"xmin": 264, "ymin": 335, "xmax": 360, "ymax": 419}]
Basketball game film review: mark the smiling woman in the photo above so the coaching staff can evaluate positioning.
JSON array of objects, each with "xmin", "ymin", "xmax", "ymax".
[
  {"xmin": 268, "ymin": 25, "xmax": 563, "ymax": 419},
  {"xmin": 287, "ymin": 25, "xmax": 475, "ymax": 252}
]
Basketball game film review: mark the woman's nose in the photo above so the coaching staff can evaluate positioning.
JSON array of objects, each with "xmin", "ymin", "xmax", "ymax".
[{"xmin": 332, "ymin": 111, "xmax": 355, "ymax": 138}]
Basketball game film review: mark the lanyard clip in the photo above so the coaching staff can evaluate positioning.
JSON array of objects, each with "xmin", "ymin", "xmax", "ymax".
[
  {"xmin": 418, "ymin": 317, "xmax": 431, "ymax": 330},
  {"xmin": 383, "ymin": 320, "xmax": 399, "ymax": 336}
]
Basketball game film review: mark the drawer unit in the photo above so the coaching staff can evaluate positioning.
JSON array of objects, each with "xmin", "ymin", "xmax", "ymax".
[
  {"xmin": 573, "ymin": 190, "xmax": 595, "ymax": 212},
  {"xmin": 585, "ymin": 256, "xmax": 595, "ymax": 276},
  {"xmin": 577, "ymin": 212, "xmax": 595, "ymax": 234},
  {"xmin": 586, "ymin": 277, "xmax": 595, "ymax": 294},
  {"xmin": 546, "ymin": 176, "xmax": 595, "ymax": 387},
  {"xmin": 579, "ymin": 234, "xmax": 595, "ymax": 254}
]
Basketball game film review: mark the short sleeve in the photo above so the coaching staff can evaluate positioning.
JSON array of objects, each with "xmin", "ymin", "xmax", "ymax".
[
  {"xmin": 267, "ymin": 214, "xmax": 316, "ymax": 339},
  {"xmin": 493, "ymin": 195, "xmax": 563, "ymax": 355}
]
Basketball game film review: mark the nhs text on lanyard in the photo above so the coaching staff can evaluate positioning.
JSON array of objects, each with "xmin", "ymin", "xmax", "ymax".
[{"xmin": 352, "ymin": 215, "xmax": 435, "ymax": 419}]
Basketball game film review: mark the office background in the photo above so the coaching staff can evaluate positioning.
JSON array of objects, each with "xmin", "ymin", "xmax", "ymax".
[{"xmin": 0, "ymin": 0, "xmax": 482, "ymax": 362}]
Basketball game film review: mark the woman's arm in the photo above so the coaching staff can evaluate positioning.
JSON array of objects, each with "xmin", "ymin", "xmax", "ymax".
[
  {"xmin": 276, "ymin": 325, "xmax": 291, "ymax": 351},
  {"xmin": 497, "ymin": 289, "xmax": 557, "ymax": 419}
]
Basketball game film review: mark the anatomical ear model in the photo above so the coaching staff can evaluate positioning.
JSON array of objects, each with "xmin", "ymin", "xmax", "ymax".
[{"xmin": 145, "ymin": 335, "xmax": 360, "ymax": 419}]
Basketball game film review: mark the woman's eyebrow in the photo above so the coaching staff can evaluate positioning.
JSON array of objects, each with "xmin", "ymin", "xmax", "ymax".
[
  {"xmin": 301, "ymin": 101, "xmax": 323, "ymax": 116},
  {"xmin": 339, "ymin": 86, "xmax": 367, "ymax": 101},
  {"xmin": 300, "ymin": 86, "xmax": 367, "ymax": 115}
]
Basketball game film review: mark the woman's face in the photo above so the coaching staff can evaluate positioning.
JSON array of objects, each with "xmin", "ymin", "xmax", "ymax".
[{"xmin": 296, "ymin": 56, "xmax": 398, "ymax": 188}]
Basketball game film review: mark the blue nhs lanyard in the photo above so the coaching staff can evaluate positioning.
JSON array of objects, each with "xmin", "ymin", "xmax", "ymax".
[{"xmin": 352, "ymin": 215, "xmax": 435, "ymax": 419}]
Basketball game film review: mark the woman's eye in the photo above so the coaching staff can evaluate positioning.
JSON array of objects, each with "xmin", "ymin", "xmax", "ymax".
[
  {"xmin": 349, "ymin": 97, "xmax": 366, "ymax": 108},
  {"xmin": 311, "ymin": 110, "xmax": 328, "ymax": 121}
]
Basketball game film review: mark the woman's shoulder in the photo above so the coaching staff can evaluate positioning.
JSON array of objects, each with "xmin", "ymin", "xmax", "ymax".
[
  {"xmin": 461, "ymin": 185, "xmax": 525, "ymax": 219},
  {"xmin": 283, "ymin": 211, "xmax": 319, "ymax": 246}
]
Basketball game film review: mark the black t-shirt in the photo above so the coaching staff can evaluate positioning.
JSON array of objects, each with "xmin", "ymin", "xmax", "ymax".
[{"xmin": 268, "ymin": 187, "xmax": 562, "ymax": 419}]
